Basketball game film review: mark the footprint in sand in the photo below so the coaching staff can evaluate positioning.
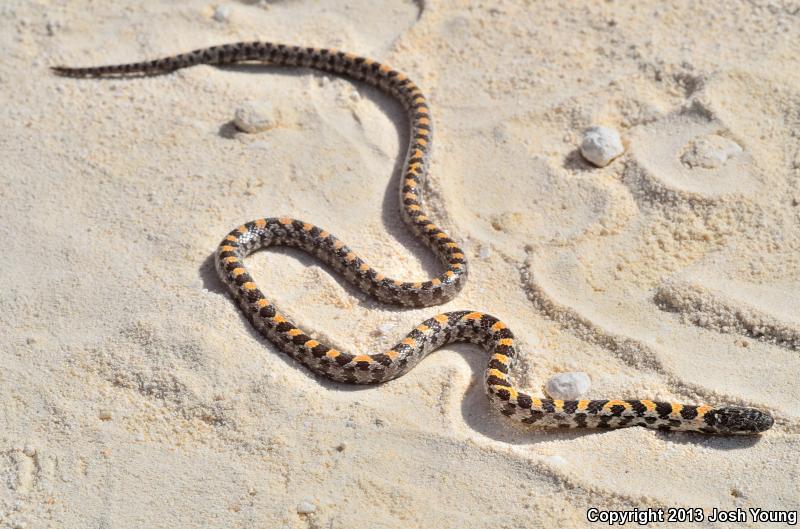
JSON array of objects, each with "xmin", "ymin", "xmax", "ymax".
[
  {"xmin": 625, "ymin": 111, "xmax": 760, "ymax": 202},
  {"xmin": 447, "ymin": 154, "xmax": 635, "ymax": 259},
  {"xmin": 520, "ymin": 70, "xmax": 800, "ymax": 419},
  {"xmin": 625, "ymin": 69, "xmax": 798, "ymax": 206},
  {"xmin": 3, "ymin": 446, "xmax": 41, "ymax": 495}
]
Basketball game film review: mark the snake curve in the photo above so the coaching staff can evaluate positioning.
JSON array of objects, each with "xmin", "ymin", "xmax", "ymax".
[{"xmin": 53, "ymin": 41, "xmax": 774, "ymax": 435}]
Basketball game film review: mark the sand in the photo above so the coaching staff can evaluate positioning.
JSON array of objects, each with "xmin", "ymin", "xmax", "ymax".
[{"xmin": 2, "ymin": 0, "xmax": 799, "ymax": 527}]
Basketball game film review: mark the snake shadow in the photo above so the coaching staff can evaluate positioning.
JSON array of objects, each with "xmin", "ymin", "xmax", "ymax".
[
  {"xmin": 216, "ymin": 62, "xmax": 442, "ymax": 279},
  {"xmin": 199, "ymin": 258, "xmax": 765, "ymax": 449},
  {"xmin": 447, "ymin": 345, "xmax": 765, "ymax": 449},
  {"xmin": 200, "ymin": 62, "xmax": 445, "ymax": 303},
  {"xmin": 452, "ymin": 344, "xmax": 765, "ymax": 448},
  {"xmin": 196, "ymin": 65, "xmax": 763, "ymax": 449},
  {"xmin": 199, "ymin": 264, "xmax": 768, "ymax": 450}
]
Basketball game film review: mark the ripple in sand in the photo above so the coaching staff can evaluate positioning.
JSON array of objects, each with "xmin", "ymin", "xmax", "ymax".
[
  {"xmin": 520, "ymin": 251, "xmax": 798, "ymax": 415},
  {"xmin": 655, "ymin": 278, "xmax": 800, "ymax": 351}
]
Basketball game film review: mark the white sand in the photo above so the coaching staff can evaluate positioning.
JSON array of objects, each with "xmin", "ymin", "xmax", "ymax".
[{"xmin": 2, "ymin": 1, "xmax": 799, "ymax": 527}]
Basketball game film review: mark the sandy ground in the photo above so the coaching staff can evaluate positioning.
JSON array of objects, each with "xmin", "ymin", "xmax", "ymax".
[{"xmin": 2, "ymin": 0, "xmax": 799, "ymax": 527}]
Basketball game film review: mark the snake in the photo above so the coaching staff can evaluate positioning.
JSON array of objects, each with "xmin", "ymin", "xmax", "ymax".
[{"xmin": 53, "ymin": 41, "xmax": 774, "ymax": 435}]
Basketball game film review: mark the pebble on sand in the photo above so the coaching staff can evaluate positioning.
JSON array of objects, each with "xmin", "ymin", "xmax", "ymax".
[
  {"xmin": 544, "ymin": 372, "xmax": 591, "ymax": 400},
  {"xmin": 233, "ymin": 101, "xmax": 278, "ymax": 133},
  {"xmin": 212, "ymin": 5, "xmax": 231, "ymax": 22},
  {"xmin": 579, "ymin": 126, "xmax": 624, "ymax": 167},
  {"xmin": 296, "ymin": 501, "xmax": 317, "ymax": 514}
]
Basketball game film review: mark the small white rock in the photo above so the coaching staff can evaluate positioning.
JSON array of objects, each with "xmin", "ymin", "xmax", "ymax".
[
  {"xmin": 580, "ymin": 126, "xmax": 624, "ymax": 167},
  {"xmin": 22, "ymin": 445, "xmax": 36, "ymax": 457},
  {"xmin": 544, "ymin": 372, "xmax": 591, "ymax": 400},
  {"xmin": 212, "ymin": 5, "xmax": 231, "ymax": 22},
  {"xmin": 478, "ymin": 246, "xmax": 491, "ymax": 259},
  {"xmin": 296, "ymin": 501, "xmax": 316, "ymax": 514},
  {"xmin": 233, "ymin": 100, "xmax": 278, "ymax": 133},
  {"xmin": 680, "ymin": 134, "xmax": 742, "ymax": 169}
]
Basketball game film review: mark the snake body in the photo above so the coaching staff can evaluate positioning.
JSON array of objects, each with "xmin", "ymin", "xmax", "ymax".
[{"xmin": 54, "ymin": 41, "xmax": 773, "ymax": 435}]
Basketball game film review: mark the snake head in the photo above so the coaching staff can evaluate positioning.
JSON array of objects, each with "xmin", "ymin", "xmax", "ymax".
[{"xmin": 706, "ymin": 407, "xmax": 773, "ymax": 435}]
